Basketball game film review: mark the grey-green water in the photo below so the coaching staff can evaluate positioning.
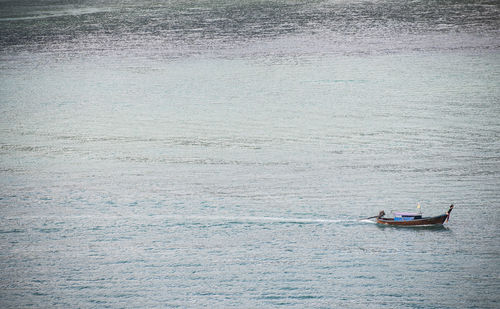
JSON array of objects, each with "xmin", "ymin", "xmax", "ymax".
[{"xmin": 1, "ymin": 1, "xmax": 499, "ymax": 308}]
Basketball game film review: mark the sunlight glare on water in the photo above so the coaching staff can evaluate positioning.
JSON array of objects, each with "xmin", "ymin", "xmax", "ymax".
[{"xmin": 1, "ymin": 0, "xmax": 499, "ymax": 308}]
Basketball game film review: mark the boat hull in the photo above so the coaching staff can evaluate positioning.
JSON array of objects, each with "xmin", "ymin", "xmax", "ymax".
[{"xmin": 376, "ymin": 214, "xmax": 448, "ymax": 226}]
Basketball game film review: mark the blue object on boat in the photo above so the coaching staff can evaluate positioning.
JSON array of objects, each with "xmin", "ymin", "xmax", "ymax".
[{"xmin": 394, "ymin": 217, "xmax": 415, "ymax": 221}]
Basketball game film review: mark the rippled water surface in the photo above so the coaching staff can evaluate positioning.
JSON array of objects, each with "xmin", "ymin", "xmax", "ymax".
[{"xmin": 1, "ymin": 0, "xmax": 499, "ymax": 308}]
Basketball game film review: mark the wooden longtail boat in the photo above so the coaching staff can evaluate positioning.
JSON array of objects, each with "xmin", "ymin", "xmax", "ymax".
[{"xmin": 376, "ymin": 205, "xmax": 453, "ymax": 226}]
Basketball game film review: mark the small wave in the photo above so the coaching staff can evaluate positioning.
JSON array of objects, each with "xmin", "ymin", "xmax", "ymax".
[
  {"xmin": 0, "ymin": 229, "xmax": 25, "ymax": 234},
  {"xmin": 0, "ymin": 8, "xmax": 112, "ymax": 22},
  {"xmin": 35, "ymin": 228, "xmax": 61, "ymax": 233}
]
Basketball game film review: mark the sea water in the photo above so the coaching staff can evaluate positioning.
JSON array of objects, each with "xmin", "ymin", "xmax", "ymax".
[{"xmin": 1, "ymin": 0, "xmax": 499, "ymax": 308}]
